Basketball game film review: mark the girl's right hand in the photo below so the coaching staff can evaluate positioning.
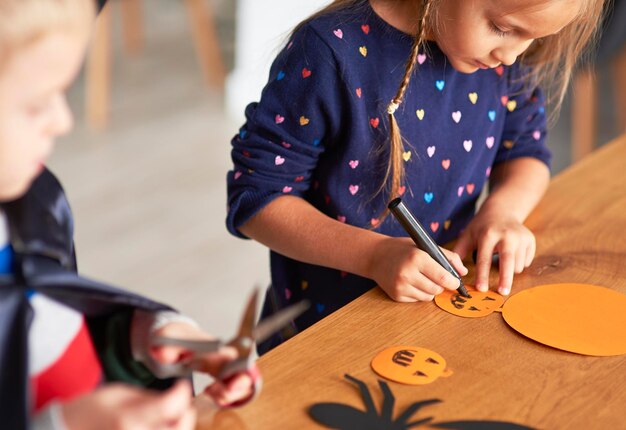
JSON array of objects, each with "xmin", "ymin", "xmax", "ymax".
[
  {"xmin": 368, "ymin": 237, "xmax": 468, "ymax": 302},
  {"xmin": 61, "ymin": 380, "xmax": 196, "ymax": 430}
]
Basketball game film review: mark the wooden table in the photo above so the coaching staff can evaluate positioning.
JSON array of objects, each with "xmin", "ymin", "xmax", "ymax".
[{"xmin": 201, "ymin": 135, "xmax": 626, "ymax": 429}]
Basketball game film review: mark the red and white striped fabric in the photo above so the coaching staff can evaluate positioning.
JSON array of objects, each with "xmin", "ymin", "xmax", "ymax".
[{"xmin": 28, "ymin": 293, "xmax": 103, "ymax": 412}]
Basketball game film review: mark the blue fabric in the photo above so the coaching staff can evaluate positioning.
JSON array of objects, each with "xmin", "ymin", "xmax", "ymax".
[
  {"xmin": 0, "ymin": 245, "xmax": 12, "ymax": 275},
  {"xmin": 226, "ymin": 2, "xmax": 551, "ymax": 352}
]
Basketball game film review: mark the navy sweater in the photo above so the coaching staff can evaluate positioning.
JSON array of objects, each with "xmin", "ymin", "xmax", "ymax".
[{"xmin": 226, "ymin": 2, "xmax": 551, "ymax": 353}]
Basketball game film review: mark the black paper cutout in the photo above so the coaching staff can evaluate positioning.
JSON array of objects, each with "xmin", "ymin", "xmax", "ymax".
[
  {"xmin": 431, "ymin": 422, "xmax": 534, "ymax": 429},
  {"xmin": 309, "ymin": 374, "xmax": 535, "ymax": 430}
]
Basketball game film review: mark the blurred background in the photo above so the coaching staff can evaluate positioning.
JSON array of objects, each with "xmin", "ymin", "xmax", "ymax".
[{"xmin": 48, "ymin": 0, "xmax": 625, "ymax": 359}]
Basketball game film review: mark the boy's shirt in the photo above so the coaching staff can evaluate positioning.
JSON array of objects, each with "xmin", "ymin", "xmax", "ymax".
[
  {"xmin": 0, "ymin": 210, "xmax": 11, "ymax": 273},
  {"xmin": 0, "ymin": 210, "xmax": 102, "ymax": 412},
  {"xmin": 0, "ymin": 169, "xmax": 178, "ymax": 429},
  {"xmin": 28, "ymin": 293, "xmax": 103, "ymax": 411}
]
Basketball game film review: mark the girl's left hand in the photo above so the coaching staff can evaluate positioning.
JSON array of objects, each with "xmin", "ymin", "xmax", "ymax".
[
  {"xmin": 453, "ymin": 210, "xmax": 535, "ymax": 296},
  {"xmin": 150, "ymin": 322, "xmax": 255, "ymax": 408}
]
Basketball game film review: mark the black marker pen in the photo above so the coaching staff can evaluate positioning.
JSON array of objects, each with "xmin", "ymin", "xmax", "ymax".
[{"xmin": 388, "ymin": 198, "xmax": 471, "ymax": 298}]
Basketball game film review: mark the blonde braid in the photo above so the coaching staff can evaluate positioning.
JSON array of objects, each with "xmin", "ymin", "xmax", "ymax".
[
  {"xmin": 389, "ymin": 0, "xmax": 431, "ymax": 107},
  {"xmin": 374, "ymin": 0, "xmax": 431, "ymax": 226}
]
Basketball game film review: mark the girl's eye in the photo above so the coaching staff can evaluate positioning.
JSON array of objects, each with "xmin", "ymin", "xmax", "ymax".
[{"xmin": 489, "ymin": 22, "xmax": 509, "ymax": 38}]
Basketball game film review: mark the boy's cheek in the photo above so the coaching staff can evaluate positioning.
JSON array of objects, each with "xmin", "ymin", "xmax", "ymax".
[
  {"xmin": 0, "ymin": 182, "xmax": 30, "ymax": 201},
  {"xmin": 0, "ymin": 163, "xmax": 36, "ymax": 201}
]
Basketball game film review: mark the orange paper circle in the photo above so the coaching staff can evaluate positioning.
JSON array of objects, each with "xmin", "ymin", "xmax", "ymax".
[
  {"xmin": 371, "ymin": 346, "xmax": 452, "ymax": 385},
  {"xmin": 502, "ymin": 283, "xmax": 626, "ymax": 356},
  {"xmin": 435, "ymin": 287, "xmax": 505, "ymax": 318}
]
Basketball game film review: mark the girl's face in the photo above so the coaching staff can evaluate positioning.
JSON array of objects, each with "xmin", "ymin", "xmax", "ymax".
[
  {"xmin": 432, "ymin": 0, "xmax": 583, "ymax": 73},
  {"xmin": 0, "ymin": 31, "xmax": 88, "ymax": 200}
]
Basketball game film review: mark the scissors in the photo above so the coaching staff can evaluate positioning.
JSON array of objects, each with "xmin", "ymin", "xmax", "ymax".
[{"xmin": 150, "ymin": 288, "xmax": 308, "ymax": 404}]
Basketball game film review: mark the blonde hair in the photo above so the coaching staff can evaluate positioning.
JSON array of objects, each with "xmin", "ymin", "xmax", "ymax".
[
  {"xmin": 0, "ymin": 0, "xmax": 95, "ymax": 69},
  {"xmin": 295, "ymin": 0, "xmax": 605, "ymax": 223}
]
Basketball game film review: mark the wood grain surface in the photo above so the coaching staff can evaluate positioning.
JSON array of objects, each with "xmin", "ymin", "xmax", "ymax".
[{"xmin": 199, "ymin": 134, "xmax": 626, "ymax": 429}]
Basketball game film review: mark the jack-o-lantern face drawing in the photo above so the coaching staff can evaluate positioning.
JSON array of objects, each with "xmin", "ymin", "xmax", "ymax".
[
  {"xmin": 371, "ymin": 346, "xmax": 452, "ymax": 385},
  {"xmin": 435, "ymin": 287, "xmax": 505, "ymax": 318}
]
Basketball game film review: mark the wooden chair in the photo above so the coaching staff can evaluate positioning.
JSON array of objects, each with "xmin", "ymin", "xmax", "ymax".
[
  {"xmin": 571, "ymin": 1, "xmax": 626, "ymax": 161},
  {"xmin": 85, "ymin": 0, "xmax": 226, "ymax": 129},
  {"xmin": 572, "ymin": 48, "xmax": 626, "ymax": 161}
]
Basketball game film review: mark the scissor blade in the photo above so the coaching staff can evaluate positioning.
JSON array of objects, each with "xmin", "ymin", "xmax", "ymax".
[
  {"xmin": 253, "ymin": 300, "xmax": 309, "ymax": 344},
  {"xmin": 229, "ymin": 288, "xmax": 260, "ymax": 349},
  {"xmin": 152, "ymin": 336, "xmax": 223, "ymax": 353}
]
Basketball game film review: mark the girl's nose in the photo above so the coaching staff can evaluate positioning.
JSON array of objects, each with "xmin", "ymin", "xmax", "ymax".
[
  {"xmin": 492, "ymin": 40, "xmax": 535, "ymax": 67},
  {"xmin": 492, "ymin": 48, "xmax": 519, "ymax": 67}
]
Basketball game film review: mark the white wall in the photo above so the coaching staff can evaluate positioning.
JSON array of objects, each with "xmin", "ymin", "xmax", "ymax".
[{"xmin": 225, "ymin": 0, "xmax": 329, "ymax": 123}]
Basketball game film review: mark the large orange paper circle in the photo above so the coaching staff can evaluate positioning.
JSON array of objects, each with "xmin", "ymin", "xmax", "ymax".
[
  {"xmin": 502, "ymin": 283, "xmax": 626, "ymax": 356},
  {"xmin": 435, "ymin": 287, "xmax": 505, "ymax": 318},
  {"xmin": 371, "ymin": 346, "xmax": 452, "ymax": 385}
]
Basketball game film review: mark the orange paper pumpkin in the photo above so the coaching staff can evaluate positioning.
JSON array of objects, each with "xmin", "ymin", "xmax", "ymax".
[
  {"xmin": 371, "ymin": 346, "xmax": 452, "ymax": 385},
  {"xmin": 502, "ymin": 283, "xmax": 626, "ymax": 356},
  {"xmin": 435, "ymin": 287, "xmax": 505, "ymax": 318}
]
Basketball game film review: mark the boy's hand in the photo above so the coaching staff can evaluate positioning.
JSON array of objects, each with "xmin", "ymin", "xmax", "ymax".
[
  {"xmin": 369, "ymin": 237, "xmax": 467, "ymax": 302},
  {"xmin": 150, "ymin": 322, "xmax": 256, "ymax": 407},
  {"xmin": 453, "ymin": 210, "xmax": 535, "ymax": 296},
  {"xmin": 203, "ymin": 371, "xmax": 256, "ymax": 408},
  {"xmin": 62, "ymin": 380, "xmax": 195, "ymax": 430}
]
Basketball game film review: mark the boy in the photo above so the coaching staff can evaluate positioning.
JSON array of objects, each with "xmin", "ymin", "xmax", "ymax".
[{"xmin": 0, "ymin": 1, "xmax": 255, "ymax": 428}]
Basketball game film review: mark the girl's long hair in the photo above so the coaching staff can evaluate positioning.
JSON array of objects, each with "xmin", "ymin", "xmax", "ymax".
[{"xmin": 294, "ymin": 0, "xmax": 606, "ymax": 222}]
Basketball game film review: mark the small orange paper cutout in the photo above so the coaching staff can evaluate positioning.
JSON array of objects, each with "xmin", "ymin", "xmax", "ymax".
[
  {"xmin": 371, "ymin": 346, "xmax": 452, "ymax": 385},
  {"xmin": 435, "ymin": 287, "xmax": 505, "ymax": 318},
  {"xmin": 502, "ymin": 283, "xmax": 626, "ymax": 356}
]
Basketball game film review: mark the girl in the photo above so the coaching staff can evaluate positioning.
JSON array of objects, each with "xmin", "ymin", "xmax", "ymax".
[
  {"xmin": 226, "ymin": 0, "xmax": 604, "ymax": 353},
  {"xmin": 0, "ymin": 0, "xmax": 256, "ymax": 428}
]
